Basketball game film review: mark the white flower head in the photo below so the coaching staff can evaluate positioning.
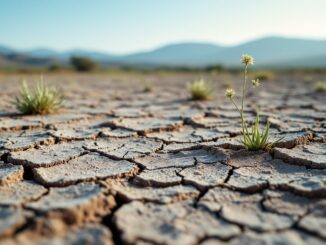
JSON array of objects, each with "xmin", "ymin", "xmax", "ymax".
[
  {"xmin": 252, "ymin": 79, "xmax": 260, "ymax": 87},
  {"xmin": 241, "ymin": 54, "xmax": 254, "ymax": 65},
  {"xmin": 225, "ymin": 88, "xmax": 235, "ymax": 99}
]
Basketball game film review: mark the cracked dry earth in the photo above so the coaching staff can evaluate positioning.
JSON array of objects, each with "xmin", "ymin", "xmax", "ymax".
[{"xmin": 0, "ymin": 73, "xmax": 325, "ymax": 245}]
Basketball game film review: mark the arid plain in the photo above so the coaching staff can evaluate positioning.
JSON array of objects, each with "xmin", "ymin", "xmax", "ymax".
[{"xmin": 0, "ymin": 72, "xmax": 325, "ymax": 245}]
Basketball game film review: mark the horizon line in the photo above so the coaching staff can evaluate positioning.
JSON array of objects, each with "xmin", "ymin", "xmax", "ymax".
[{"xmin": 2, "ymin": 34, "xmax": 326, "ymax": 56}]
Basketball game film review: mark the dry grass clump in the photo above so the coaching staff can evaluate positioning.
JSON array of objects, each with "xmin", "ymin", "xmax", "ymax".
[
  {"xmin": 14, "ymin": 79, "xmax": 63, "ymax": 115},
  {"xmin": 143, "ymin": 83, "xmax": 153, "ymax": 93},
  {"xmin": 253, "ymin": 70, "xmax": 274, "ymax": 81},
  {"xmin": 188, "ymin": 79, "xmax": 214, "ymax": 101},
  {"xmin": 314, "ymin": 81, "xmax": 326, "ymax": 92}
]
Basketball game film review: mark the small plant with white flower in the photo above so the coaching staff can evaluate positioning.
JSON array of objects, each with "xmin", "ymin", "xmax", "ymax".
[{"xmin": 225, "ymin": 54, "xmax": 279, "ymax": 150}]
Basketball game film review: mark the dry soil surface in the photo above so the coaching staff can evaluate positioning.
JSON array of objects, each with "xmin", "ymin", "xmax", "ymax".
[{"xmin": 0, "ymin": 73, "xmax": 325, "ymax": 245}]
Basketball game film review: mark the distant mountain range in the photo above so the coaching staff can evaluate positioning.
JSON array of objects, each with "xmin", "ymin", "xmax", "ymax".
[{"xmin": 1, "ymin": 36, "xmax": 326, "ymax": 68}]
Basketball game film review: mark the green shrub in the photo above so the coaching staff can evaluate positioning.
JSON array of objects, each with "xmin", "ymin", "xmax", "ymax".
[
  {"xmin": 70, "ymin": 56, "xmax": 97, "ymax": 72},
  {"xmin": 188, "ymin": 79, "xmax": 214, "ymax": 101},
  {"xmin": 253, "ymin": 70, "xmax": 274, "ymax": 81},
  {"xmin": 14, "ymin": 79, "xmax": 63, "ymax": 115},
  {"xmin": 48, "ymin": 64, "xmax": 61, "ymax": 72}
]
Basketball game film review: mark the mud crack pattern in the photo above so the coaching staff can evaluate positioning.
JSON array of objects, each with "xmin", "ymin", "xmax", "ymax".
[{"xmin": 0, "ymin": 73, "xmax": 325, "ymax": 244}]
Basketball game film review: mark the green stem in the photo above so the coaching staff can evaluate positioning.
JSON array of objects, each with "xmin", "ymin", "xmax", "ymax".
[
  {"xmin": 241, "ymin": 64, "xmax": 248, "ymax": 141},
  {"xmin": 230, "ymin": 98, "xmax": 240, "ymax": 113},
  {"xmin": 241, "ymin": 112, "xmax": 246, "ymax": 139},
  {"xmin": 241, "ymin": 64, "xmax": 248, "ymax": 113}
]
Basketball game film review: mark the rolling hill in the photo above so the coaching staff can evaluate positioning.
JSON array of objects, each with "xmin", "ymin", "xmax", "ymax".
[{"xmin": 1, "ymin": 36, "xmax": 326, "ymax": 68}]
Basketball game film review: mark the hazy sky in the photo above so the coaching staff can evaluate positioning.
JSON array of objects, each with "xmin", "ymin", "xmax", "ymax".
[{"xmin": 1, "ymin": 0, "xmax": 326, "ymax": 54}]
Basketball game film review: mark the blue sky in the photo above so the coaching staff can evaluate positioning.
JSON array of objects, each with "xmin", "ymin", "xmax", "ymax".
[{"xmin": 1, "ymin": 0, "xmax": 326, "ymax": 54}]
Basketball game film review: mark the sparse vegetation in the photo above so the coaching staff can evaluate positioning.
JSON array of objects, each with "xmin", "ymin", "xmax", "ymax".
[
  {"xmin": 14, "ymin": 78, "xmax": 63, "ymax": 115},
  {"xmin": 225, "ymin": 55, "xmax": 280, "ymax": 151},
  {"xmin": 143, "ymin": 83, "xmax": 153, "ymax": 93},
  {"xmin": 314, "ymin": 81, "xmax": 326, "ymax": 92},
  {"xmin": 204, "ymin": 64, "xmax": 225, "ymax": 73},
  {"xmin": 253, "ymin": 70, "xmax": 274, "ymax": 81},
  {"xmin": 48, "ymin": 64, "xmax": 61, "ymax": 72},
  {"xmin": 70, "ymin": 56, "xmax": 97, "ymax": 72},
  {"xmin": 188, "ymin": 79, "xmax": 214, "ymax": 101},
  {"xmin": 303, "ymin": 76, "xmax": 313, "ymax": 83}
]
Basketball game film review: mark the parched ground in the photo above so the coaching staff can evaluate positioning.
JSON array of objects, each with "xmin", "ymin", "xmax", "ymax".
[{"xmin": 0, "ymin": 72, "xmax": 325, "ymax": 245}]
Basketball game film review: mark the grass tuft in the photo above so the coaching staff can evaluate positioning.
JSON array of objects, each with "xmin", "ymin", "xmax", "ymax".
[
  {"xmin": 143, "ymin": 83, "xmax": 153, "ymax": 93},
  {"xmin": 253, "ymin": 70, "xmax": 274, "ymax": 81},
  {"xmin": 14, "ymin": 79, "xmax": 63, "ymax": 115},
  {"xmin": 240, "ymin": 112, "xmax": 273, "ymax": 150},
  {"xmin": 188, "ymin": 79, "xmax": 214, "ymax": 101},
  {"xmin": 314, "ymin": 81, "xmax": 326, "ymax": 92}
]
